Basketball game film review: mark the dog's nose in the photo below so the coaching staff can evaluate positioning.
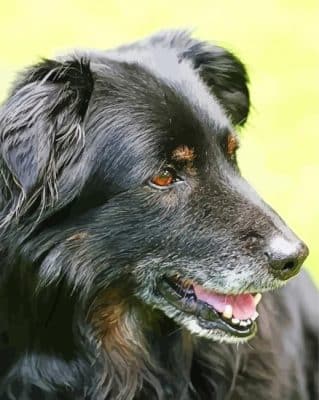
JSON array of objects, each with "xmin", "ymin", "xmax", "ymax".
[{"xmin": 265, "ymin": 237, "xmax": 309, "ymax": 280}]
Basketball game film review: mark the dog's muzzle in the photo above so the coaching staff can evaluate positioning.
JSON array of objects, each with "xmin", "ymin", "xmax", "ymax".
[{"xmin": 158, "ymin": 275, "xmax": 262, "ymax": 338}]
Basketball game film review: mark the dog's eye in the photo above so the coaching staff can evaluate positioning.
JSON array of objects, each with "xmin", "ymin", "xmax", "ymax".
[{"xmin": 149, "ymin": 167, "xmax": 181, "ymax": 189}]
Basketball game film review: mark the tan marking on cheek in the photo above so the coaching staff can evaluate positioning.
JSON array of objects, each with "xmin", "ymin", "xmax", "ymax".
[
  {"xmin": 91, "ymin": 290, "xmax": 148, "ymax": 395},
  {"xmin": 227, "ymin": 134, "xmax": 239, "ymax": 156},
  {"xmin": 91, "ymin": 289, "xmax": 139, "ymax": 362},
  {"xmin": 172, "ymin": 145, "xmax": 196, "ymax": 162}
]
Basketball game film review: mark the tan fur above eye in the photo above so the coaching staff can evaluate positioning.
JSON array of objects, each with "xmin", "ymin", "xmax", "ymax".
[
  {"xmin": 227, "ymin": 134, "xmax": 239, "ymax": 156},
  {"xmin": 172, "ymin": 145, "xmax": 195, "ymax": 162}
]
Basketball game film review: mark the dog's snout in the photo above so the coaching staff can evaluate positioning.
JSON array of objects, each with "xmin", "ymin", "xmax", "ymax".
[{"xmin": 265, "ymin": 237, "xmax": 309, "ymax": 280}]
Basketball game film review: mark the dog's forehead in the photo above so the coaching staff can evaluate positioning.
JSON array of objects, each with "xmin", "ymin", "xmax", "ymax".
[
  {"xmin": 83, "ymin": 49, "xmax": 236, "ymax": 183},
  {"xmin": 88, "ymin": 49, "xmax": 231, "ymax": 124},
  {"xmin": 106, "ymin": 46, "xmax": 231, "ymax": 128}
]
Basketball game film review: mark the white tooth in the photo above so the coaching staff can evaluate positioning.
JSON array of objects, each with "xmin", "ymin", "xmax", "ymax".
[
  {"xmin": 251, "ymin": 311, "xmax": 259, "ymax": 321},
  {"xmin": 254, "ymin": 293, "xmax": 262, "ymax": 306},
  {"xmin": 222, "ymin": 305, "xmax": 233, "ymax": 319},
  {"xmin": 231, "ymin": 318, "xmax": 240, "ymax": 325},
  {"xmin": 247, "ymin": 319, "xmax": 252, "ymax": 325},
  {"xmin": 240, "ymin": 320, "xmax": 249, "ymax": 327}
]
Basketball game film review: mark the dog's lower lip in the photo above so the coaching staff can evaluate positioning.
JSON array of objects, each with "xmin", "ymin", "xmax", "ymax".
[{"xmin": 158, "ymin": 275, "xmax": 259, "ymax": 338}]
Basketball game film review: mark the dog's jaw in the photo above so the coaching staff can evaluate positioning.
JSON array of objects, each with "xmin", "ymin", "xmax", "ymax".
[
  {"xmin": 133, "ymin": 259, "xmax": 290, "ymax": 344},
  {"xmin": 151, "ymin": 299, "xmax": 258, "ymax": 344},
  {"xmin": 135, "ymin": 282, "xmax": 259, "ymax": 343}
]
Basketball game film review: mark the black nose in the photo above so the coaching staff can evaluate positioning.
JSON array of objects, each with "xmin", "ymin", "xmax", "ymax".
[{"xmin": 265, "ymin": 237, "xmax": 309, "ymax": 280}]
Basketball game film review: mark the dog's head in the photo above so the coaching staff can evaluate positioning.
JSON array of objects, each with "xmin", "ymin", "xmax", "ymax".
[{"xmin": 0, "ymin": 30, "xmax": 308, "ymax": 343}]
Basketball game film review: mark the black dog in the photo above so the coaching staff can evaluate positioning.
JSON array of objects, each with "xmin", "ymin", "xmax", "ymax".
[{"xmin": 0, "ymin": 30, "xmax": 318, "ymax": 399}]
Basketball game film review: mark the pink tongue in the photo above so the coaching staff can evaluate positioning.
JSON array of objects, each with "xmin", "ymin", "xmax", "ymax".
[{"xmin": 194, "ymin": 285, "xmax": 256, "ymax": 320}]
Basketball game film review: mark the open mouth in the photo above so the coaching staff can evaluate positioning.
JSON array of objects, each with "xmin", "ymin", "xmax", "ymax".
[{"xmin": 158, "ymin": 274, "xmax": 262, "ymax": 338}]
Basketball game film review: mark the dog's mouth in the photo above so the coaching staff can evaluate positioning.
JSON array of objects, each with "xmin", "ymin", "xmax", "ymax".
[{"xmin": 158, "ymin": 274, "xmax": 262, "ymax": 338}]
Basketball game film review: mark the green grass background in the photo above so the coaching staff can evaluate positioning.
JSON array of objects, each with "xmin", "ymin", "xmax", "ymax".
[{"xmin": 0, "ymin": 0, "xmax": 318, "ymax": 284}]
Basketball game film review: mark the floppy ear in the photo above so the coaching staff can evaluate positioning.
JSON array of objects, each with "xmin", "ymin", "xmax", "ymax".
[
  {"xmin": 0, "ymin": 58, "xmax": 93, "ymax": 209},
  {"xmin": 183, "ymin": 41, "xmax": 250, "ymax": 126},
  {"xmin": 146, "ymin": 30, "xmax": 250, "ymax": 126}
]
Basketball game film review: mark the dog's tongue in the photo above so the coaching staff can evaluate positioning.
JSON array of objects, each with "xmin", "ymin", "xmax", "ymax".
[{"xmin": 194, "ymin": 285, "xmax": 256, "ymax": 320}]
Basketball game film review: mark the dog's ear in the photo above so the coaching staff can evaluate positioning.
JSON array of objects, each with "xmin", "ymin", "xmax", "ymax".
[
  {"xmin": 146, "ymin": 30, "xmax": 250, "ymax": 126},
  {"xmin": 183, "ymin": 42, "xmax": 250, "ymax": 126},
  {"xmin": 0, "ymin": 58, "xmax": 94, "ymax": 198}
]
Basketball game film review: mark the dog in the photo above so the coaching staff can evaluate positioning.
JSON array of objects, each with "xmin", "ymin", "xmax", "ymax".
[{"xmin": 0, "ymin": 30, "xmax": 318, "ymax": 399}]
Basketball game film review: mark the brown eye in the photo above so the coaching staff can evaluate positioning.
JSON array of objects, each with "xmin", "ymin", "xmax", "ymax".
[
  {"xmin": 149, "ymin": 167, "xmax": 181, "ymax": 189},
  {"xmin": 227, "ymin": 133, "xmax": 239, "ymax": 157}
]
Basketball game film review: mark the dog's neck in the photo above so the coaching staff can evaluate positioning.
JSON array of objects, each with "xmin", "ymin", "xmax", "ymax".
[{"xmin": 90, "ymin": 290, "xmax": 195, "ymax": 399}]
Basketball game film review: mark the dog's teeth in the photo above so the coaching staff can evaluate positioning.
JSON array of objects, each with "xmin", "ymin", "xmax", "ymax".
[
  {"xmin": 254, "ymin": 293, "xmax": 262, "ymax": 306},
  {"xmin": 239, "ymin": 320, "xmax": 249, "ymax": 327},
  {"xmin": 251, "ymin": 311, "xmax": 259, "ymax": 321},
  {"xmin": 231, "ymin": 318, "xmax": 240, "ymax": 325},
  {"xmin": 222, "ymin": 305, "xmax": 233, "ymax": 319},
  {"xmin": 242, "ymin": 319, "xmax": 252, "ymax": 326}
]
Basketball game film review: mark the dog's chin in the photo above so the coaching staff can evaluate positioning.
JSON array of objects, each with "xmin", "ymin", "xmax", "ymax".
[
  {"xmin": 153, "ymin": 274, "xmax": 261, "ymax": 343},
  {"xmin": 159, "ymin": 307, "xmax": 258, "ymax": 343}
]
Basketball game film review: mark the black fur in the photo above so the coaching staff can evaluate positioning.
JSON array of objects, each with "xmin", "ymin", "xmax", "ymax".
[{"xmin": 0, "ymin": 30, "xmax": 318, "ymax": 399}]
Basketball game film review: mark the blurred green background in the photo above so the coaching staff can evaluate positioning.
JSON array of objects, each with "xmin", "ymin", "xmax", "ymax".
[{"xmin": 0, "ymin": 0, "xmax": 318, "ymax": 283}]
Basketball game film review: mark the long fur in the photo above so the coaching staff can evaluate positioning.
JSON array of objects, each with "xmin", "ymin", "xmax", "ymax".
[{"xmin": 0, "ymin": 30, "xmax": 318, "ymax": 400}]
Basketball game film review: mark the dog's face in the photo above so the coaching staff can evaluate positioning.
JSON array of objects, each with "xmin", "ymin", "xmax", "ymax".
[{"xmin": 0, "ymin": 31, "xmax": 308, "ymax": 343}]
